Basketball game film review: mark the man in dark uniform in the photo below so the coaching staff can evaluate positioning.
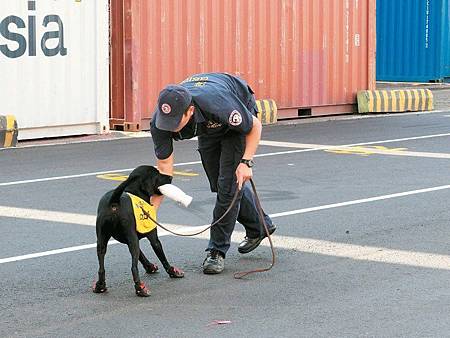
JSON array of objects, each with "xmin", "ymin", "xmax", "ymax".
[{"xmin": 150, "ymin": 72, "xmax": 276, "ymax": 274}]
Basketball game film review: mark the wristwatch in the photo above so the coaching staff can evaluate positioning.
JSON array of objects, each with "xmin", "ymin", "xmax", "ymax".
[{"xmin": 240, "ymin": 158, "xmax": 254, "ymax": 168}]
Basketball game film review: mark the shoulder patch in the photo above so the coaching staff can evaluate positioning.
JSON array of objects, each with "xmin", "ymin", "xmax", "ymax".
[{"xmin": 229, "ymin": 110, "xmax": 243, "ymax": 126}]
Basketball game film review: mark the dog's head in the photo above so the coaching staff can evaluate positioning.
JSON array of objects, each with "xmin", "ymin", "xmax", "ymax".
[{"xmin": 126, "ymin": 165, "xmax": 172, "ymax": 197}]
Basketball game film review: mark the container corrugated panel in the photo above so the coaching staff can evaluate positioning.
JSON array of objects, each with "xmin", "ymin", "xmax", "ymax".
[
  {"xmin": 439, "ymin": 0, "xmax": 450, "ymax": 80},
  {"xmin": 110, "ymin": 0, "xmax": 375, "ymax": 125},
  {"xmin": 0, "ymin": 0, "xmax": 110, "ymax": 140},
  {"xmin": 377, "ymin": 0, "xmax": 450, "ymax": 82}
]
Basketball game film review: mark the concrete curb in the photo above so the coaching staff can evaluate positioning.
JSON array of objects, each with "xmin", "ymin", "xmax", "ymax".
[
  {"xmin": 256, "ymin": 99, "xmax": 277, "ymax": 125},
  {"xmin": 357, "ymin": 89, "xmax": 433, "ymax": 113},
  {"xmin": 0, "ymin": 115, "xmax": 18, "ymax": 148}
]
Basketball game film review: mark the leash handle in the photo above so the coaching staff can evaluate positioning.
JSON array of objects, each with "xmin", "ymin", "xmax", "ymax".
[{"xmin": 233, "ymin": 179, "xmax": 276, "ymax": 279}]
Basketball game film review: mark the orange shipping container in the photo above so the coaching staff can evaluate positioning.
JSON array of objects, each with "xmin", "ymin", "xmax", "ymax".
[{"xmin": 110, "ymin": 0, "xmax": 376, "ymax": 130}]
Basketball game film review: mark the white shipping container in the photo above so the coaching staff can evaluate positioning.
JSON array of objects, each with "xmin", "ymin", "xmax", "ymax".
[{"xmin": 0, "ymin": 0, "xmax": 109, "ymax": 140}]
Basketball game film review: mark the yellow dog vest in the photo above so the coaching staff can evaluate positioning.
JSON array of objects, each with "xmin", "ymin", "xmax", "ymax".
[{"xmin": 127, "ymin": 193, "xmax": 157, "ymax": 234}]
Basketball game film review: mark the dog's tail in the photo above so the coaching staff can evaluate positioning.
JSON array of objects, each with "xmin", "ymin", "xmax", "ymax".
[{"xmin": 109, "ymin": 174, "xmax": 139, "ymax": 206}]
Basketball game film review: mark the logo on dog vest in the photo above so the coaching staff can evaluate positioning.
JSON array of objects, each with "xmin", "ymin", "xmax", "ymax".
[{"xmin": 127, "ymin": 193, "xmax": 157, "ymax": 234}]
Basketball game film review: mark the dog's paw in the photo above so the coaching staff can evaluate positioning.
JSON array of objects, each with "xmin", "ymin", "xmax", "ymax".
[
  {"xmin": 135, "ymin": 282, "xmax": 151, "ymax": 297},
  {"xmin": 145, "ymin": 263, "xmax": 159, "ymax": 274},
  {"xmin": 167, "ymin": 266, "xmax": 184, "ymax": 278},
  {"xmin": 92, "ymin": 281, "xmax": 107, "ymax": 294}
]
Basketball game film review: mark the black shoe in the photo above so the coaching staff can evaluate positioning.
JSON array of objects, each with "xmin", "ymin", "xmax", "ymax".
[
  {"xmin": 238, "ymin": 224, "xmax": 277, "ymax": 254},
  {"xmin": 202, "ymin": 249, "xmax": 225, "ymax": 274}
]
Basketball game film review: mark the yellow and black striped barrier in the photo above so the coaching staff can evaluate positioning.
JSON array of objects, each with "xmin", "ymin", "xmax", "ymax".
[
  {"xmin": 255, "ymin": 99, "xmax": 277, "ymax": 125},
  {"xmin": 357, "ymin": 89, "xmax": 433, "ymax": 113},
  {"xmin": 0, "ymin": 115, "xmax": 18, "ymax": 148}
]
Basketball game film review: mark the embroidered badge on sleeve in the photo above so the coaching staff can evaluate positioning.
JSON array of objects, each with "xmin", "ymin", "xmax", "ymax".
[{"xmin": 229, "ymin": 110, "xmax": 242, "ymax": 126}]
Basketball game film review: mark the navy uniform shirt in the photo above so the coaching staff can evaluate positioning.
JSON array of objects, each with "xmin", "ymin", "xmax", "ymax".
[{"xmin": 150, "ymin": 73, "xmax": 257, "ymax": 160}]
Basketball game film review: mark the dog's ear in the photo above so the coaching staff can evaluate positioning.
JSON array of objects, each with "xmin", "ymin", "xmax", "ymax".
[
  {"xmin": 141, "ymin": 167, "xmax": 173, "ymax": 196},
  {"xmin": 155, "ymin": 172, "xmax": 173, "ymax": 192},
  {"xmin": 155, "ymin": 166, "xmax": 173, "ymax": 186}
]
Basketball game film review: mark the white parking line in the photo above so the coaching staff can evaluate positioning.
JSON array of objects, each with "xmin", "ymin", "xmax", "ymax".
[
  {"xmin": 0, "ymin": 243, "xmax": 109, "ymax": 264},
  {"xmin": 0, "ymin": 162, "xmax": 202, "ymax": 187},
  {"xmin": 268, "ymin": 236, "xmax": 450, "ymax": 271},
  {"xmin": 260, "ymin": 132, "xmax": 450, "ymax": 149},
  {"xmin": 2, "ymin": 228, "xmax": 450, "ymax": 271},
  {"xmin": 2, "ymin": 132, "xmax": 450, "ymax": 187},
  {"xmin": 2, "ymin": 182, "xmax": 450, "ymax": 268},
  {"xmin": 270, "ymin": 184, "xmax": 450, "ymax": 217},
  {"xmin": 261, "ymin": 141, "xmax": 450, "ymax": 159},
  {"xmin": 0, "ymin": 206, "xmax": 96, "ymax": 226},
  {"xmin": 2, "ymin": 131, "xmax": 450, "ymax": 267}
]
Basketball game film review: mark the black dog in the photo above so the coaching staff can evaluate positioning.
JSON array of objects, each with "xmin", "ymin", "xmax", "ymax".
[{"xmin": 93, "ymin": 165, "xmax": 184, "ymax": 297}]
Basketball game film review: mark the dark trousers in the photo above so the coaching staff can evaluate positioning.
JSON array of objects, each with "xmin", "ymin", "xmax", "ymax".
[{"xmin": 198, "ymin": 131, "xmax": 273, "ymax": 256}]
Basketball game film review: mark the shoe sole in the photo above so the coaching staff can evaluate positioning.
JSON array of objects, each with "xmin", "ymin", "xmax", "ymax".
[
  {"xmin": 203, "ymin": 263, "xmax": 224, "ymax": 274},
  {"xmin": 238, "ymin": 227, "xmax": 276, "ymax": 254},
  {"xmin": 203, "ymin": 268, "xmax": 223, "ymax": 274}
]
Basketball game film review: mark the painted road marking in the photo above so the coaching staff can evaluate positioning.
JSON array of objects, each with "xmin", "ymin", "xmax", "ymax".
[
  {"xmin": 96, "ymin": 170, "xmax": 199, "ymax": 182},
  {"xmin": 268, "ymin": 184, "xmax": 450, "ymax": 218},
  {"xmin": 267, "ymin": 236, "xmax": 450, "ymax": 271},
  {"xmin": 1, "ymin": 228, "xmax": 449, "ymax": 271},
  {"xmin": 260, "ymin": 139, "xmax": 450, "ymax": 159},
  {"xmin": 0, "ymin": 243, "xmax": 108, "ymax": 264},
  {"xmin": 2, "ymin": 132, "xmax": 450, "ymax": 187},
  {"xmin": 2, "ymin": 182, "xmax": 450, "ymax": 266},
  {"xmin": 173, "ymin": 171, "xmax": 199, "ymax": 177},
  {"xmin": 0, "ymin": 162, "xmax": 203, "ymax": 187},
  {"xmin": 3, "ymin": 183, "xmax": 450, "ymax": 229},
  {"xmin": 325, "ymin": 145, "xmax": 408, "ymax": 156},
  {"xmin": 260, "ymin": 131, "xmax": 450, "ymax": 149},
  {"xmin": 0, "ymin": 206, "xmax": 96, "ymax": 225},
  {"xmin": 96, "ymin": 173, "xmax": 129, "ymax": 182},
  {"xmin": 323, "ymin": 145, "xmax": 450, "ymax": 159}
]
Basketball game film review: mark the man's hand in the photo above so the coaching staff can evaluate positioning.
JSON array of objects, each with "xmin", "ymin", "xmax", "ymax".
[{"xmin": 236, "ymin": 162, "xmax": 253, "ymax": 190}]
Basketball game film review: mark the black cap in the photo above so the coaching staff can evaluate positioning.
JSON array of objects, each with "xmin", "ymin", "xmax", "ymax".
[{"xmin": 154, "ymin": 85, "xmax": 192, "ymax": 131}]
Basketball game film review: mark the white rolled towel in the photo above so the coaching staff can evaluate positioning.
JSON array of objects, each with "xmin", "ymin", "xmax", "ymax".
[{"xmin": 158, "ymin": 184, "xmax": 193, "ymax": 207}]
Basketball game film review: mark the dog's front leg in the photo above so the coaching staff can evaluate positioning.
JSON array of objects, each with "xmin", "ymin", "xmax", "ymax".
[
  {"xmin": 147, "ymin": 230, "xmax": 184, "ymax": 278},
  {"xmin": 127, "ymin": 239, "xmax": 151, "ymax": 297}
]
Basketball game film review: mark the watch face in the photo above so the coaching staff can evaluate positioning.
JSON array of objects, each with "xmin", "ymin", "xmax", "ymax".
[{"xmin": 241, "ymin": 159, "xmax": 254, "ymax": 167}]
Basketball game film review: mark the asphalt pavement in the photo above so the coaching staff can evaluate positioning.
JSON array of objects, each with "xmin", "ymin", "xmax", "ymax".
[{"xmin": 1, "ymin": 109, "xmax": 450, "ymax": 337}]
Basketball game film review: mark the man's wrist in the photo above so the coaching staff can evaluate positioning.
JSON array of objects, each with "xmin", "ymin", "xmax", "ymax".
[{"xmin": 240, "ymin": 158, "xmax": 254, "ymax": 168}]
